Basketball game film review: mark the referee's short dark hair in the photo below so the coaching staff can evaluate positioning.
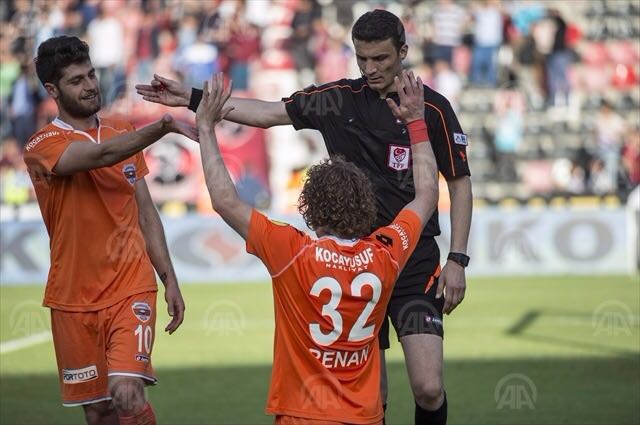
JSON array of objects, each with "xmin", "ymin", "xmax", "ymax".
[
  {"xmin": 34, "ymin": 36, "xmax": 91, "ymax": 86},
  {"xmin": 352, "ymin": 9, "xmax": 406, "ymax": 51}
]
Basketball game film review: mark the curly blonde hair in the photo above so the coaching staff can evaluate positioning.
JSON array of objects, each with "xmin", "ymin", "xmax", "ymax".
[{"xmin": 298, "ymin": 157, "xmax": 377, "ymax": 240}]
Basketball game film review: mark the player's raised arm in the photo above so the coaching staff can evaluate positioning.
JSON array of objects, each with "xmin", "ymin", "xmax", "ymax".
[
  {"xmin": 50, "ymin": 114, "xmax": 197, "ymax": 176},
  {"xmin": 196, "ymin": 73, "xmax": 253, "ymax": 239},
  {"xmin": 136, "ymin": 74, "xmax": 292, "ymax": 129},
  {"xmin": 386, "ymin": 70, "xmax": 439, "ymax": 226}
]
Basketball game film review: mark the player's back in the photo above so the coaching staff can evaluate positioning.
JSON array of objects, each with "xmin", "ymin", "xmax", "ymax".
[
  {"xmin": 246, "ymin": 208, "xmax": 422, "ymax": 424},
  {"xmin": 246, "ymin": 208, "xmax": 421, "ymax": 423},
  {"xmin": 270, "ymin": 235, "xmax": 396, "ymax": 423}
]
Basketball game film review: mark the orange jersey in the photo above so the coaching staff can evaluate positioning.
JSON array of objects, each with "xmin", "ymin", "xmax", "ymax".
[
  {"xmin": 23, "ymin": 117, "xmax": 157, "ymax": 311},
  {"xmin": 247, "ymin": 209, "xmax": 422, "ymax": 424}
]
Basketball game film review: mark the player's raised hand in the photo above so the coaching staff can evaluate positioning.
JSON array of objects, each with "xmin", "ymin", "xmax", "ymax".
[
  {"xmin": 135, "ymin": 74, "xmax": 191, "ymax": 107},
  {"xmin": 159, "ymin": 113, "xmax": 198, "ymax": 142},
  {"xmin": 385, "ymin": 70, "xmax": 425, "ymax": 123},
  {"xmin": 195, "ymin": 73, "xmax": 234, "ymax": 129}
]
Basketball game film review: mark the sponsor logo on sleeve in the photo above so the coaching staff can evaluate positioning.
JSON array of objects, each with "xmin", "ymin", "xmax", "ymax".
[
  {"xmin": 453, "ymin": 133, "xmax": 468, "ymax": 146},
  {"xmin": 62, "ymin": 365, "xmax": 98, "ymax": 384},
  {"xmin": 122, "ymin": 164, "xmax": 137, "ymax": 185},
  {"xmin": 132, "ymin": 302, "xmax": 152, "ymax": 323},
  {"xmin": 135, "ymin": 354, "xmax": 150, "ymax": 363},
  {"xmin": 389, "ymin": 223, "xmax": 410, "ymax": 250},
  {"xmin": 388, "ymin": 144, "xmax": 410, "ymax": 171}
]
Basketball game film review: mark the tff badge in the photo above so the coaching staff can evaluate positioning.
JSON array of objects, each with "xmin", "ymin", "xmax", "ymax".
[{"xmin": 388, "ymin": 145, "xmax": 410, "ymax": 171}]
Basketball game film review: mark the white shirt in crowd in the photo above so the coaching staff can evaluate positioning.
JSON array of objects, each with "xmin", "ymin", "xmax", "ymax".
[
  {"xmin": 432, "ymin": 2, "xmax": 468, "ymax": 47},
  {"xmin": 87, "ymin": 15, "xmax": 124, "ymax": 68},
  {"xmin": 473, "ymin": 6, "xmax": 503, "ymax": 47}
]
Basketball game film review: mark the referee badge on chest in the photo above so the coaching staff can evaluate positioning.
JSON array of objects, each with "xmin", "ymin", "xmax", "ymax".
[{"xmin": 388, "ymin": 144, "xmax": 410, "ymax": 171}]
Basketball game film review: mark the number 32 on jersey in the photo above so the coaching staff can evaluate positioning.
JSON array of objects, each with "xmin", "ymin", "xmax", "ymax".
[{"xmin": 309, "ymin": 272, "xmax": 382, "ymax": 346}]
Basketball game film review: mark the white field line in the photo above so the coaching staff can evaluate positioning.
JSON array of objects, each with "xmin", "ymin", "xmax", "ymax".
[{"xmin": 0, "ymin": 331, "xmax": 51, "ymax": 355}]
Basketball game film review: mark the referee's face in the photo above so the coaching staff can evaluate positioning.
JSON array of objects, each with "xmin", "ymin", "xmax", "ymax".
[{"xmin": 354, "ymin": 38, "xmax": 406, "ymax": 96}]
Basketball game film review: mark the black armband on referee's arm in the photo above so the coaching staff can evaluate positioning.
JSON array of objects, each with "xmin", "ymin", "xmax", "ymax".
[{"xmin": 188, "ymin": 88, "xmax": 203, "ymax": 113}]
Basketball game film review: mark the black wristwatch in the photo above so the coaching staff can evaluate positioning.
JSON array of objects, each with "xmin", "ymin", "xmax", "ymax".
[{"xmin": 447, "ymin": 252, "xmax": 470, "ymax": 268}]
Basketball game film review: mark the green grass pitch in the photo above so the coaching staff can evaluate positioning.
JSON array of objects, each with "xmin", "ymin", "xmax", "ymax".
[{"xmin": 1, "ymin": 275, "xmax": 638, "ymax": 424}]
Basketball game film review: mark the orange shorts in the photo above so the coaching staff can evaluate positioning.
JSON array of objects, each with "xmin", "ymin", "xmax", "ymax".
[
  {"xmin": 275, "ymin": 416, "xmax": 382, "ymax": 425},
  {"xmin": 50, "ymin": 291, "xmax": 157, "ymax": 407}
]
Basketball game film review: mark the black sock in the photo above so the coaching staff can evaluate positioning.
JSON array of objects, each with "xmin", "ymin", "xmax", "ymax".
[
  {"xmin": 382, "ymin": 403, "xmax": 387, "ymax": 425},
  {"xmin": 415, "ymin": 391, "xmax": 447, "ymax": 425}
]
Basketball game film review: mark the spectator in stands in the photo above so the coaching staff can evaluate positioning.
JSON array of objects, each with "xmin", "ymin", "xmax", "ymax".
[
  {"xmin": 594, "ymin": 99, "xmax": 626, "ymax": 190},
  {"xmin": 316, "ymin": 29, "xmax": 352, "ymax": 84},
  {"xmin": 225, "ymin": 2, "xmax": 261, "ymax": 91},
  {"xmin": 289, "ymin": 0, "xmax": 321, "ymax": 86},
  {"xmin": 493, "ymin": 73, "xmax": 524, "ymax": 181},
  {"xmin": 470, "ymin": 0, "xmax": 503, "ymax": 87},
  {"xmin": 545, "ymin": 9, "xmax": 571, "ymax": 107},
  {"xmin": 433, "ymin": 59, "xmax": 462, "ymax": 111},
  {"xmin": 431, "ymin": 0, "xmax": 468, "ymax": 66},
  {"xmin": 87, "ymin": 4, "xmax": 125, "ymax": 104},
  {"xmin": 622, "ymin": 126, "xmax": 640, "ymax": 187},
  {"xmin": 178, "ymin": 34, "xmax": 220, "ymax": 89},
  {"xmin": 589, "ymin": 158, "xmax": 615, "ymax": 194},
  {"xmin": 0, "ymin": 32, "xmax": 21, "ymax": 141},
  {"xmin": 134, "ymin": 7, "xmax": 160, "ymax": 83},
  {"xmin": 8, "ymin": 62, "xmax": 39, "ymax": 149},
  {"xmin": 0, "ymin": 139, "xmax": 31, "ymax": 209}
]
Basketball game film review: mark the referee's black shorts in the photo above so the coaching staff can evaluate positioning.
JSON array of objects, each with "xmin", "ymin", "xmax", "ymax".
[{"xmin": 378, "ymin": 266, "xmax": 445, "ymax": 349}]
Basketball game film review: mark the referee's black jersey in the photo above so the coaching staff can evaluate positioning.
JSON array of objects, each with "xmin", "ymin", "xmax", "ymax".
[{"xmin": 282, "ymin": 77, "xmax": 471, "ymax": 288}]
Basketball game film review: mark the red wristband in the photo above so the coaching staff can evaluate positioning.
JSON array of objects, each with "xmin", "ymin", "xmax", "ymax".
[{"xmin": 407, "ymin": 119, "xmax": 429, "ymax": 144}]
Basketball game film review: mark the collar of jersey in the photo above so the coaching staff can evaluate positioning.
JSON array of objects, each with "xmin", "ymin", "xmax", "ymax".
[
  {"xmin": 52, "ymin": 116, "xmax": 102, "ymax": 144},
  {"xmin": 319, "ymin": 235, "xmax": 359, "ymax": 246}
]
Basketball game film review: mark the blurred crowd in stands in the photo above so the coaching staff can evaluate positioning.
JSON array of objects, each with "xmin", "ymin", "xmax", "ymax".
[{"xmin": 1, "ymin": 0, "xmax": 639, "ymax": 216}]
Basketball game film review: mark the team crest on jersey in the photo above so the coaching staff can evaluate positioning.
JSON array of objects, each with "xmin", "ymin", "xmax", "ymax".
[
  {"xmin": 132, "ymin": 302, "xmax": 152, "ymax": 322},
  {"xmin": 122, "ymin": 164, "xmax": 137, "ymax": 185},
  {"xmin": 388, "ymin": 144, "xmax": 410, "ymax": 171}
]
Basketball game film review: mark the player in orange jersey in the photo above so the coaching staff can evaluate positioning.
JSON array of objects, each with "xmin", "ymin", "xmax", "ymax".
[
  {"xmin": 195, "ymin": 71, "xmax": 437, "ymax": 424},
  {"xmin": 23, "ymin": 36, "xmax": 193, "ymax": 425}
]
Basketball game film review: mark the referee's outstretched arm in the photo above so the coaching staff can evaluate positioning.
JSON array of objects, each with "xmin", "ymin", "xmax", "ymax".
[{"xmin": 136, "ymin": 74, "xmax": 292, "ymax": 129}]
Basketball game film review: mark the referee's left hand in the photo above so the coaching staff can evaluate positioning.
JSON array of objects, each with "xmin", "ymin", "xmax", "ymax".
[{"xmin": 437, "ymin": 261, "xmax": 466, "ymax": 315}]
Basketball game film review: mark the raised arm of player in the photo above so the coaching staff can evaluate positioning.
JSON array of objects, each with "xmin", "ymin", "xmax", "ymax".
[
  {"xmin": 386, "ymin": 70, "xmax": 439, "ymax": 226},
  {"xmin": 136, "ymin": 74, "xmax": 291, "ymax": 129},
  {"xmin": 196, "ymin": 74, "xmax": 253, "ymax": 239},
  {"xmin": 52, "ymin": 114, "xmax": 197, "ymax": 175}
]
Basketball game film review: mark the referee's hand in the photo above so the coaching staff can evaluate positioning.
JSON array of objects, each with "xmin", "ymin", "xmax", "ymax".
[
  {"xmin": 385, "ymin": 70, "xmax": 424, "ymax": 123},
  {"xmin": 438, "ymin": 262, "xmax": 466, "ymax": 315}
]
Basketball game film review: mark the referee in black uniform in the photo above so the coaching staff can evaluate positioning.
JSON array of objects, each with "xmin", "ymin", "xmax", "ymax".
[{"xmin": 137, "ymin": 9, "xmax": 472, "ymax": 425}]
